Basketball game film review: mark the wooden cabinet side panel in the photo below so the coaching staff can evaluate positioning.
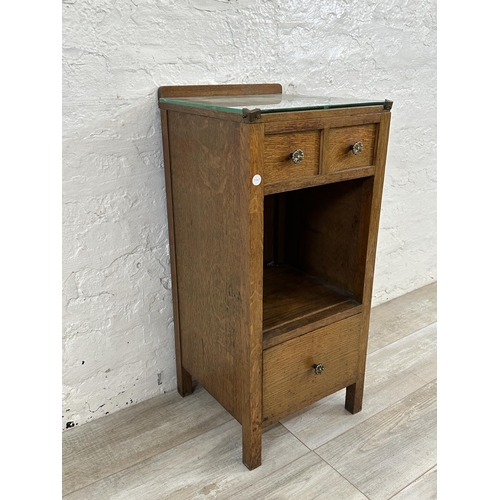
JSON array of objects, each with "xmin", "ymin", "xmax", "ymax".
[
  {"xmin": 242, "ymin": 122, "xmax": 264, "ymax": 469},
  {"xmin": 360, "ymin": 113, "xmax": 391, "ymax": 306},
  {"xmin": 167, "ymin": 111, "xmax": 254, "ymax": 423},
  {"xmin": 160, "ymin": 110, "xmax": 192, "ymax": 396},
  {"xmin": 346, "ymin": 111, "xmax": 392, "ymax": 413}
]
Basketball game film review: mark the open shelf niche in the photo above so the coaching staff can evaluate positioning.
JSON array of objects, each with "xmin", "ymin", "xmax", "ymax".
[{"xmin": 262, "ymin": 177, "xmax": 374, "ymax": 349}]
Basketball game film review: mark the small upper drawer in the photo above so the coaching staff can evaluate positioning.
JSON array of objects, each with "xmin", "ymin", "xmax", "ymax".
[
  {"xmin": 263, "ymin": 130, "xmax": 321, "ymax": 185},
  {"xmin": 324, "ymin": 124, "xmax": 377, "ymax": 174},
  {"xmin": 262, "ymin": 314, "xmax": 361, "ymax": 426}
]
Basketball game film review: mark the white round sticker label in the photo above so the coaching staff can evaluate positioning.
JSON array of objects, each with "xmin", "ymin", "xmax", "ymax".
[{"xmin": 252, "ymin": 174, "xmax": 262, "ymax": 186}]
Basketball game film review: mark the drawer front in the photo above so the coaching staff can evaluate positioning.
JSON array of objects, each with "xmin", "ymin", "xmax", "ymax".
[
  {"xmin": 263, "ymin": 130, "xmax": 321, "ymax": 184},
  {"xmin": 263, "ymin": 314, "xmax": 361, "ymax": 426},
  {"xmin": 324, "ymin": 124, "xmax": 377, "ymax": 174}
]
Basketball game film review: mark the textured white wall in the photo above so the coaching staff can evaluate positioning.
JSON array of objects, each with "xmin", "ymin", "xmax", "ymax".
[{"xmin": 62, "ymin": 0, "xmax": 436, "ymax": 429}]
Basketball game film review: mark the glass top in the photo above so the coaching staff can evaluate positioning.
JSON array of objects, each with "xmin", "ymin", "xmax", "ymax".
[{"xmin": 159, "ymin": 93, "xmax": 387, "ymax": 114}]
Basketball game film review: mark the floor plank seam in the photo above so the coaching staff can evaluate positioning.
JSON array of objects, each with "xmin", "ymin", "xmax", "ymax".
[
  {"xmin": 368, "ymin": 320, "xmax": 437, "ymax": 356},
  {"xmin": 385, "ymin": 463, "xmax": 437, "ymax": 500},
  {"xmin": 415, "ymin": 372, "xmax": 437, "ymax": 386},
  {"xmin": 305, "ymin": 380, "xmax": 436, "ymax": 453},
  {"xmin": 223, "ymin": 448, "xmax": 311, "ymax": 500},
  {"xmin": 62, "ymin": 417, "xmax": 232, "ymax": 498},
  {"xmin": 277, "ymin": 420, "xmax": 315, "ymax": 451},
  {"xmin": 311, "ymin": 449, "xmax": 371, "ymax": 500}
]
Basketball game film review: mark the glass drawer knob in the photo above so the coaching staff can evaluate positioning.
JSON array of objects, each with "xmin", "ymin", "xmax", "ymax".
[
  {"xmin": 312, "ymin": 363, "xmax": 324, "ymax": 375},
  {"xmin": 350, "ymin": 141, "xmax": 363, "ymax": 155},
  {"xmin": 290, "ymin": 149, "xmax": 304, "ymax": 164}
]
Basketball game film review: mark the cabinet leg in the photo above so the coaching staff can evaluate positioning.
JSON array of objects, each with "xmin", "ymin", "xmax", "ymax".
[
  {"xmin": 177, "ymin": 366, "xmax": 193, "ymax": 397},
  {"xmin": 345, "ymin": 381, "xmax": 364, "ymax": 414},
  {"xmin": 242, "ymin": 423, "xmax": 262, "ymax": 470}
]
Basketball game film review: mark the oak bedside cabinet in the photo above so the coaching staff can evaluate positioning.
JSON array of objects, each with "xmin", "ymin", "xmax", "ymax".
[{"xmin": 158, "ymin": 84, "xmax": 392, "ymax": 470}]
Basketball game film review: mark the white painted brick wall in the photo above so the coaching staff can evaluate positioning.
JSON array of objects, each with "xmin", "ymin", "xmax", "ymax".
[{"xmin": 62, "ymin": 0, "xmax": 436, "ymax": 429}]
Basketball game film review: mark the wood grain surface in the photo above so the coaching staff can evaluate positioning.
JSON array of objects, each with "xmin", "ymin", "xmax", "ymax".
[
  {"xmin": 262, "ymin": 264, "xmax": 357, "ymax": 333},
  {"xmin": 345, "ymin": 111, "xmax": 391, "ymax": 414},
  {"xmin": 284, "ymin": 179, "xmax": 371, "ymax": 298},
  {"xmin": 240, "ymin": 121, "xmax": 265, "ymax": 469},
  {"xmin": 228, "ymin": 452, "xmax": 368, "ymax": 500},
  {"xmin": 368, "ymin": 281, "xmax": 437, "ymax": 354},
  {"xmin": 263, "ymin": 301, "xmax": 363, "ymax": 349},
  {"xmin": 263, "ymin": 130, "xmax": 321, "ymax": 184},
  {"xmin": 317, "ymin": 380, "xmax": 437, "ymax": 500},
  {"xmin": 168, "ymin": 111, "xmax": 252, "ymax": 423},
  {"xmin": 64, "ymin": 422, "xmax": 309, "ymax": 500},
  {"xmin": 160, "ymin": 109, "xmax": 193, "ymax": 397},
  {"xmin": 281, "ymin": 322, "xmax": 437, "ymax": 450},
  {"xmin": 263, "ymin": 315, "xmax": 361, "ymax": 425},
  {"xmin": 264, "ymin": 165, "xmax": 376, "ymax": 195},
  {"xmin": 324, "ymin": 124, "xmax": 377, "ymax": 173},
  {"xmin": 391, "ymin": 466, "xmax": 437, "ymax": 500},
  {"xmin": 263, "ymin": 113, "xmax": 382, "ymax": 135},
  {"xmin": 62, "ymin": 387, "xmax": 231, "ymax": 496},
  {"xmin": 260, "ymin": 104, "xmax": 385, "ymax": 124},
  {"xmin": 158, "ymin": 83, "xmax": 282, "ymax": 98}
]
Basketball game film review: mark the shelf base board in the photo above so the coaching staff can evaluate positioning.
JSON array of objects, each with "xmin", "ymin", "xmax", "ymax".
[
  {"xmin": 262, "ymin": 265, "xmax": 362, "ymax": 349},
  {"xmin": 263, "ymin": 301, "xmax": 362, "ymax": 349}
]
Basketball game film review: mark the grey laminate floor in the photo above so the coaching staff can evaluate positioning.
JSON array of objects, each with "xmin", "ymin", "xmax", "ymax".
[{"xmin": 62, "ymin": 282, "xmax": 437, "ymax": 500}]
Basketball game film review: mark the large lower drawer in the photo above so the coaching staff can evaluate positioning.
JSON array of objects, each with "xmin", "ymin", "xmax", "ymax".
[{"xmin": 262, "ymin": 314, "xmax": 361, "ymax": 426}]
